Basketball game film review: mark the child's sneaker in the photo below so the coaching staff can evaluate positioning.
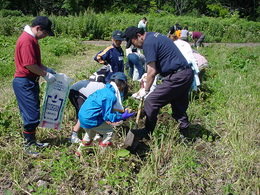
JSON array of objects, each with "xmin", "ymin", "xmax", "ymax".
[
  {"xmin": 71, "ymin": 131, "xmax": 81, "ymax": 143},
  {"xmin": 93, "ymin": 134, "xmax": 102, "ymax": 141},
  {"xmin": 99, "ymin": 141, "xmax": 112, "ymax": 147},
  {"xmin": 75, "ymin": 151, "xmax": 81, "ymax": 157},
  {"xmin": 75, "ymin": 140, "xmax": 92, "ymax": 157}
]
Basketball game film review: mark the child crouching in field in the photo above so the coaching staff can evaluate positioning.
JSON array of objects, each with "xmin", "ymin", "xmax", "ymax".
[{"xmin": 76, "ymin": 72, "xmax": 134, "ymax": 156}]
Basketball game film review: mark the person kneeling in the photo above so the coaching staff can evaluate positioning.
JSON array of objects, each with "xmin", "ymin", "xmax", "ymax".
[{"xmin": 76, "ymin": 72, "xmax": 134, "ymax": 156}]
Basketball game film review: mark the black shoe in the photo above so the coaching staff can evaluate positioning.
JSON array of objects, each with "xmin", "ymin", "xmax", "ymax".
[
  {"xmin": 179, "ymin": 127, "xmax": 190, "ymax": 138},
  {"xmin": 131, "ymin": 128, "xmax": 150, "ymax": 140},
  {"xmin": 179, "ymin": 127, "xmax": 192, "ymax": 145}
]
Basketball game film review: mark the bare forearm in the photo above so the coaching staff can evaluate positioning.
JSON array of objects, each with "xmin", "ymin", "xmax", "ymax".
[
  {"xmin": 26, "ymin": 64, "xmax": 47, "ymax": 77},
  {"xmin": 145, "ymin": 62, "xmax": 157, "ymax": 91},
  {"xmin": 145, "ymin": 74, "xmax": 155, "ymax": 91},
  {"xmin": 41, "ymin": 64, "xmax": 48, "ymax": 70}
]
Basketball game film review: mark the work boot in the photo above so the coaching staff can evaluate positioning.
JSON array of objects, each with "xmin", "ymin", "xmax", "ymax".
[
  {"xmin": 131, "ymin": 128, "xmax": 150, "ymax": 140},
  {"xmin": 179, "ymin": 127, "xmax": 190, "ymax": 138},
  {"xmin": 70, "ymin": 131, "xmax": 81, "ymax": 143},
  {"xmin": 179, "ymin": 127, "xmax": 192, "ymax": 145}
]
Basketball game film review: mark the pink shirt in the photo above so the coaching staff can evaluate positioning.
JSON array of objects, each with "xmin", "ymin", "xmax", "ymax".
[
  {"xmin": 193, "ymin": 52, "xmax": 208, "ymax": 68},
  {"xmin": 14, "ymin": 31, "xmax": 42, "ymax": 77}
]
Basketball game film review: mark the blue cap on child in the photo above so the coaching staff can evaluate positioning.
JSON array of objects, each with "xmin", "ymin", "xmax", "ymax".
[
  {"xmin": 110, "ymin": 72, "xmax": 127, "ymax": 82},
  {"xmin": 112, "ymin": 30, "xmax": 125, "ymax": 41}
]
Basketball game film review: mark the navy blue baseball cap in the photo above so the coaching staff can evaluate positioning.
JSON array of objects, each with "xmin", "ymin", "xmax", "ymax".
[
  {"xmin": 124, "ymin": 26, "xmax": 144, "ymax": 48},
  {"xmin": 110, "ymin": 72, "xmax": 127, "ymax": 82},
  {"xmin": 112, "ymin": 30, "xmax": 125, "ymax": 41},
  {"xmin": 32, "ymin": 16, "xmax": 54, "ymax": 36}
]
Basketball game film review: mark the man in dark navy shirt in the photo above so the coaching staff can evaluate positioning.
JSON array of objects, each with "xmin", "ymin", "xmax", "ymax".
[{"xmin": 124, "ymin": 26, "xmax": 193, "ymax": 140}]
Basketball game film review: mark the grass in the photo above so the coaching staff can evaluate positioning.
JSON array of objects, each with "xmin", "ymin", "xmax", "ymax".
[{"xmin": 0, "ymin": 37, "xmax": 259, "ymax": 194}]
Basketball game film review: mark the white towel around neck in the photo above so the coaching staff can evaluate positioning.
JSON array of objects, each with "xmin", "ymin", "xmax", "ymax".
[
  {"xmin": 24, "ymin": 25, "xmax": 35, "ymax": 37},
  {"xmin": 110, "ymin": 81, "xmax": 124, "ymax": 112}
]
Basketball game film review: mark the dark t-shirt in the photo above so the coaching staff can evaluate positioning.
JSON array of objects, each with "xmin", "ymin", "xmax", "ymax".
[
  {"xmin": 169, "ymin": 25, "xmax": 176, "ymax": 34},
  {"xmin": 143, "ymin": 32, "xmax": 188, "ymax": 77}
]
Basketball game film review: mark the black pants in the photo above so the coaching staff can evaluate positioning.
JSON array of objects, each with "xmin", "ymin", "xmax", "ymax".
[
  {"xmin": 69, "ymin": 89, "xmax": 87, "ymax": 118},
  {"xmin": 144, "ymin": 68, "xmax": 193, "ymax": 133}
]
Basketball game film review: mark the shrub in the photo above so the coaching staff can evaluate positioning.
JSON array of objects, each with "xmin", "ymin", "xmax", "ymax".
[
  {"xmin": 1, "ymin": 13, "xmax": 259, "ymax": 42},
  {"xmin": 0, "ymin": 9, "xmax": 24, "ymax": 17}
]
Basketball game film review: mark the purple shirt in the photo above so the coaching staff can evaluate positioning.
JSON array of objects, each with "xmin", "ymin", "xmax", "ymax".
[{"xmin": 192, "ymin": 31, "xmax": 203, "ymax": 39}]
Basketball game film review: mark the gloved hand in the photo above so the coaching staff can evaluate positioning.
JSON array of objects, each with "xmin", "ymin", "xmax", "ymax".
[
  {"xmin": 106, "ymin": 64, "xmax": 113, "ymax": 72},
  {"xmin": 100, "ymin": 65, "xmax": 108, "ymax": 71},
  {"xmin": 139, "ymin": 88, "xmax": 149, "ymax": 98},
  {"xmin": 122, "ymin": 110, "xmax": 135, "ymax": 120},
  {"xmin": 46, "ymin": 68, "xmax": 56, "ymax": 74},
  {"xmin": 43, "ymin": 72, "xmax": 56, "ymax": 83}
]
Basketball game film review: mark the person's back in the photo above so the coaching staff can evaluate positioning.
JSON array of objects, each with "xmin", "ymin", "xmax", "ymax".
[
  {"xmin": 174, "ymin": 39, "xmax": 200, "ymax": 90},
  {"xmin": 143, "ymin": 32, "xmax": 189, "ymax": 77},
  {"xmin": 192, "ymin": 31, "xmax": 203, "ymax": 39},
  {"xmin": 138, "ymin": 17, "xmax": 148, "ymax": 31},
  {"xmin": 174, "ymin": 39, "xmax": 196, "ymax": 64},
  {"xmin": 190, "ymin": 31, "xmax": 205, "ymax": 47},
  {"xmin": 175, "ymin": 29, "xmax": 181, "ymax": 39},
  {"xmin": 76, "ymin": 72, "xmax": 134, "ymax": 156},
  {"xmin": 192, "ymin": 50, "xmax": 208, "ymax": 70},
  {"xmin": 79, "ymin": 83, "xmax": 118, "ymax": 129},
  {"xmin": 124, "ymin": 26, "xmax": 194, "ymax": 141},
  {"xmin": 180, "ymin": 26, "xmax": 189, "ymax": 42},
  {"xmin": 70, "ymin": 80, "xmax": 106, "ymax": 100}
]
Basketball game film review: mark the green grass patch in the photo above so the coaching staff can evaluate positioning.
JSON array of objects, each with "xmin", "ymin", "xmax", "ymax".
[
  {"xmin": 1, "ymin": 13, "xmax": 260, "ymax": 42},
  {"xmin": 0, "ymin": 36, "xmax": 259, "ymax": 194}
]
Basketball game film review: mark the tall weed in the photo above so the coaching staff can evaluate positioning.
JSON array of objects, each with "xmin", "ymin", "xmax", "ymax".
[
  {"xmin": 0, "ymin": 37, "xmax": 259, "ymax": 194},
  {"xmin": 1, "ymin": 13, "xmax": 259, "ymax": 42}
]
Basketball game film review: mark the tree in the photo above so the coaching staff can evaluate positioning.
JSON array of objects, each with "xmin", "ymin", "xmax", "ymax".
[
  {"xmin": 0, "ymin": 0, "xmax": 258, "ymax": 21},
  {"xmin": 174, "ymin": 0, "xmax": 190, "ymax": 15}
]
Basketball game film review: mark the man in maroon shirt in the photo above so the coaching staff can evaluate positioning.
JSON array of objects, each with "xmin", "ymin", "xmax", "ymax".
[
  {"xmin": 13, "ymin": 16, "xmax": 56, "ymax": 157},
  {"xmin": 190, "ymin": 31, "xmax": 205, "ymax": 47}
]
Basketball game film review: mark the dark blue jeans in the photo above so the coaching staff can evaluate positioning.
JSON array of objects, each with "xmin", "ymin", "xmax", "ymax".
[
  {"xmin": 13, "ymin": 77, "xmax": 40, "ymax": 141},
  {"xmin": 128, "ymin": 53, "xmax": 144, "ymax": 80}
]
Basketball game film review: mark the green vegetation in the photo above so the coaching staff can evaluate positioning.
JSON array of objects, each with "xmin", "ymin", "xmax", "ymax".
[
  {"xmin": 0, "ymin": 29, "xmax": 259, "ymax": 194},
  {"xmin": 1, "ymin": 12, "xmax": 260, "ymax": 43},
  {"xmin": 1, "ymin": 0, "xmax": 259, "ymax": 21}
]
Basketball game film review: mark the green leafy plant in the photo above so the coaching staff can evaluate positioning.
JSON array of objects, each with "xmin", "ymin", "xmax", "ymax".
[{"xmin": 0, "ymin": 33, "xmax": 259, "ymax": 194}]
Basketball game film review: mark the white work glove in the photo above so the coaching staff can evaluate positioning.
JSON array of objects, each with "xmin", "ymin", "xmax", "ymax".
[
  {"xmin": 43, "ymin": 72, "xmax": 56, "ymax": 83},
  {"xmin": 106, "ymin": 64, "xmax": 113, "ymax": 72},
  {"xmin": 46, "ymin": 68, "xmax": 56, "ymax": 74},
  {"xmin": 139, "ymin": 88, "xmax": 149, "ymax": 98}
]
